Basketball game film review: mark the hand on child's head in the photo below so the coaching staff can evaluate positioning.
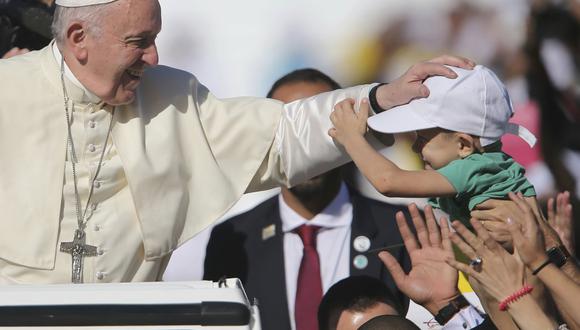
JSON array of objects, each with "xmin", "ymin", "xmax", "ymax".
[{"xmin": 328, "ymin": 98, "xmax": 369, "ymax": 144}]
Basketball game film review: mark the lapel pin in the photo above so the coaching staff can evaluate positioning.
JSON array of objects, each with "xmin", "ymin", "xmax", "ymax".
[
  {"xmin": 353, "ymin": 254, "xmax": 368, "ymax": 270},
  {"xmin": 353, "ymin": 235, "xmax": 371, "ymax": 252},
  {"xmin": 261, "ymin": 224, "xmax": 276, "ymax": 241}
]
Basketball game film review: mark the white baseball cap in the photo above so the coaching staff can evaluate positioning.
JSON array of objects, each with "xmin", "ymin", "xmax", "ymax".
[
  {"xmin": 367, "ymin": 65, "xmax": 536, "ymax": 147},
  {"xmin": 55, "ymin": 0, "xmax": 118, "ymax": 7}
]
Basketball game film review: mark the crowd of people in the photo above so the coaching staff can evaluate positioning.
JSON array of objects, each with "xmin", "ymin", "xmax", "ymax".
[{"xmin": 0, "ymin": 0, "xmax": 578, "ymax": 329}]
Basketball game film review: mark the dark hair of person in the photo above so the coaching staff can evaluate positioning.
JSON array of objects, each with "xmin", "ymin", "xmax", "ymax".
[
  {"xmin": 266, "ymin": 68, "xmax": 341, "ymax": 98},
  {"xmin": 358, "ymin": 315, "xmax": 420, "ymax": 330},
  {"xmin": 317, "ymin": 275, "xmax": 402, "ymax": 330}
]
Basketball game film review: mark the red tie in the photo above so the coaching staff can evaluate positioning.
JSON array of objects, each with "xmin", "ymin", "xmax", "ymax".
[{"xmin": 295, "ymin": 225, "xmax": 322, "ymax": 330}]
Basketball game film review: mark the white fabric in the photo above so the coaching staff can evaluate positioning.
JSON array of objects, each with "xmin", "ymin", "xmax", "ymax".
[
  {"xmin": 55, "ymin": 0, "xmax": 117, "ymax": 7},
  {"xmin": 280, "ymin": 183, "xmax": 352, "ymax": 330},
  {"xmin": 0, "ymin": 45, "xmax": 167, "ymax": 284},
  {"xmin": 442, "ymin": 305, "xmax": 485, "ymax": 330},
  {"xmin": 255, "ymin": 86, "xmax": 381, "ymax": 189},
  {"xmin": 368, "ymin": 65, "xmax": 536, "ymax": 148}
]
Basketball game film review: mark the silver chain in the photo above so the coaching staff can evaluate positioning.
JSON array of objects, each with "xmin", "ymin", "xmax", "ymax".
[{"xmin": 60, "ymin": 55, "xmax": 115, "ymax": 232}]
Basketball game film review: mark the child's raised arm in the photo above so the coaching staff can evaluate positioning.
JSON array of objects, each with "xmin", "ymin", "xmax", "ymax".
[{"xmin": 329, "ymin": 99, "xmax": 456, "ymax": 198}]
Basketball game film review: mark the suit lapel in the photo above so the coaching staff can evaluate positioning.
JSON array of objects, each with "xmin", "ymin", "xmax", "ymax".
[
  {"xmin": 252, "ymin": 200, "xmax": 292, "ymax": 330},
  {"xmin": 349, "ymin": 194, "xmax": 382, "ymax": 277}
]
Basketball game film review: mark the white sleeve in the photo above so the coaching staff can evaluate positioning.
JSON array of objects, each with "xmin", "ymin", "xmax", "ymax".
[
  {"xmin": 247, "ymin": 83, "xmax": 386, "ymax": 191},
  {"xmin": 441, "ymin": 306, "xmax": 486, "ymax": 330}
]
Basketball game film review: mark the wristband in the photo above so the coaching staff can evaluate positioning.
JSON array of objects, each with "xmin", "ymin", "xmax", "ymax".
[
  {"xmin": 532, "ymin": 259, "xmax": 551, "ymax": 275},
  {"xmin": 434, "ymin": 295, "xmax": 469, "ymax": 325},
  {"xmin": 499, "ymin": 284, "xmax": 533, "ymax": 311},
  {"xmin": 369, "ymin": 83, "xmax": 388, "ymax": 113}
]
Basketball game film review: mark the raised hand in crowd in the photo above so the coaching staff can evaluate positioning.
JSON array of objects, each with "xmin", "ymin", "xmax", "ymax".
[
  {"xmin": 469, "ymin": 195, "xmax": 543, "ymax": 248},
  {"xmin": 471, "ymin": 193, "xmax": 579, "ymax": 281},
  {"xmin": 378, "ymin": 205, "xmax": 492, "ymax": 330},
  {"xmin": 447, "ymin": 217, "xmax": 557, "ymax": 330},
  {"xmin": 378, "ymin": 204, "xmax": 458, "ymax": 316},
  {"xmin": 547, "ymin": 191, "xmax": 574, "ymax": 256},
  {"xmin": 507, "ymin": 192, "xmax": 580, "ymax": 329}
]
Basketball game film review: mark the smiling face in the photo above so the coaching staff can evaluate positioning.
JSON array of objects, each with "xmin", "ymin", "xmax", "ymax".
[
  {"xmin": 411, "ymin": 128, "xmax": 462, "ymax": 170},
  {"xmin": 71, "ymin": 0, "xmax": 162, "ymax": 105}
]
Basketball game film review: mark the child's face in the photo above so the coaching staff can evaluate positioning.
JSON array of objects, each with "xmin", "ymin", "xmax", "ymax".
[{"xmin": 412, "ymin": 128, "xmax": 461, "ymax": 170}]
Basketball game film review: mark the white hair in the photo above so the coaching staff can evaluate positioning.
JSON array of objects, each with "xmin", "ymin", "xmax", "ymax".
[{"xmin": 51, "ymin": 4, "xmax": 113, "ymax": 46}]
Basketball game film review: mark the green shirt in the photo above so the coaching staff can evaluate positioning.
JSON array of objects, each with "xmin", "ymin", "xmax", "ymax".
[{"xmin": 429, "ymin": 151, "xmax": 536, "ymax": 224}]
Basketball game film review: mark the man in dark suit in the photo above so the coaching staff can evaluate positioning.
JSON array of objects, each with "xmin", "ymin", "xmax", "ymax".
[{"xmin": 204, "ymin": 68, "xmax": 411, "ymax": 330}]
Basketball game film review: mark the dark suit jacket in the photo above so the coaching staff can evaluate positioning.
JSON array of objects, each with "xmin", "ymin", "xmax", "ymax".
[{"xmin": 204, "ymin": 188, "xmax": 411, "ymax": 330}]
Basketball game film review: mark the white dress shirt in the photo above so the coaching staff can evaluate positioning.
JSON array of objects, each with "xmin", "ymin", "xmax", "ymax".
[{"xmin": 280, "ymin": 183, "xmax": 352, "ymax": 330}]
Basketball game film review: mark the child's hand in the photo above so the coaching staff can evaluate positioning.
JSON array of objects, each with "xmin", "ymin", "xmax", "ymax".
[{"xmin": 328, "ymin": 98, "xmax": 369, "ymax": 146}]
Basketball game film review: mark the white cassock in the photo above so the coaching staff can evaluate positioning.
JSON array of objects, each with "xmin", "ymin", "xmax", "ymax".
[{"xmin": 0, "ymin": 42, "xmax": 379, "ymax": 284}]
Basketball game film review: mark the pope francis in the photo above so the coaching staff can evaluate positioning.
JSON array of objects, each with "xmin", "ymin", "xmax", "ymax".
[{"xmin": 0, "ymin": 0, "xmax": 473, "ymax": 284}]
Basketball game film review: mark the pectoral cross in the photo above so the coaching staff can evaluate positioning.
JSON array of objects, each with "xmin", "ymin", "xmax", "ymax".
[{"xmin": 60, "ymin": 229, "xmax": 98, "ymax": 284}]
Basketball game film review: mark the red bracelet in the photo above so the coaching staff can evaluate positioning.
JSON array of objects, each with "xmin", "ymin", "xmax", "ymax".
[{"xmin": 499, "ymin": 284, "xmax": 534, "ymax": 311}]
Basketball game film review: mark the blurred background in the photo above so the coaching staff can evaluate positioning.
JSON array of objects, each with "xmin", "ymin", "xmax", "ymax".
[{"xmin": 158, "ymin": 0, "xmax": 529, "ymax": 97}]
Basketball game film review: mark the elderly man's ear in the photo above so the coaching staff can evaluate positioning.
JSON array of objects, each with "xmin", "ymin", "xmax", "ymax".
[{"xmin": 65, "ymin": 22, "xmax": 89, "ymax": 62}]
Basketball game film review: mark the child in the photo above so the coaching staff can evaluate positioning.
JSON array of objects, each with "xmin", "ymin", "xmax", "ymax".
[{"xmin": 328, "ymin": 65, "xmax": 538, "ymax": 224}]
